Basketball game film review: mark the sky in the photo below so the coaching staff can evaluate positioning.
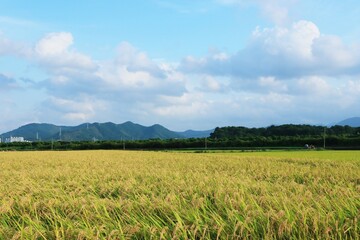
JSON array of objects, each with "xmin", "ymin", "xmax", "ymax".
[{"xmin": 1, "ymin": 0, "xmax": 360, "ymax": 132}]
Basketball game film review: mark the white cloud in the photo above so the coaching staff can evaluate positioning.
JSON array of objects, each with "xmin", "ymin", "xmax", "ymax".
[
  {"xmin": 203, "ymin": 76, "xmax": 222, "ymax": 91},
  {"xmin": 196, "ymin": 75, "xmax": 228, "ymax": 92},
  {"xmin": 312, "ymin": 35, "xmax": 359, "ymax": 70},
  {"xmin": 181, "ymin": 20, "xmax": 360, "ymax": 79},
  {"xmin": 32, "ymin": 39, "xmax": 188, "ymax": 124},
  {"xmin": 175, "ymin": 18, "xmax": 360, "ymax": 128},
  {"xmin": 32, "ymin": 36, "xmax": 186, "ymax": 102},
  {"xmin": 34, "ymin": 32, "xmax": 96, "ymax": 71},
  {"xmin": 258, "ymin": 76, "xmax": 287, "ymax": 92},
  {"xmin": 97, "ymin": 63, "xmax": 154, "ymax": 89},
  {"xmin": 296, "ymin": 76, "xmax": 332, "ymax": 96},
  {"xmin": 258, "ymin": 92, "xmax": 292, "ymax": 106},
  {"xmin": 42, "ymin": 96, "xmax": 107, "ymax": 122},
  {"xmin": 115, "ymin": 42, "xmax": 162, "ymax": 75},
  {"xmin": 95, "ymin": 42, "xmax": 185, "ymax": 94},
  {"xmin": 35, "ymin": 32, "xmax": 72, "ymax": 56},
  {"xmin": 1, "ymin": 23, "xmax": 360, "ymax": 131},
  {"xmin": 151, "ymin": 93, "xmax": 210, "ymax": 117},
  {"xmin": 252, "ymin": 20, "xmax": 320, "ymax": 60}
]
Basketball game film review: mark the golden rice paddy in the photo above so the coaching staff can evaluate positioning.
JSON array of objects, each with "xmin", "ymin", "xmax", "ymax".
[{"xmin": 0, "ymin": 150, "xmax": 359, "ymax": 239}]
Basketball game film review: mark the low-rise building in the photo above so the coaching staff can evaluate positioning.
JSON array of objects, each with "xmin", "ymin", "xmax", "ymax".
[{"xmin": 5, "ymin": 136, "xmax": 27, "ymax": 143}]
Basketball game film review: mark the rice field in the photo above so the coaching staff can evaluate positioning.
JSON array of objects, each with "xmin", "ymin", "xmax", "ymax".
[{"xmin": 0, "ymin": 150, "xmax": 359, "ymax": 239}]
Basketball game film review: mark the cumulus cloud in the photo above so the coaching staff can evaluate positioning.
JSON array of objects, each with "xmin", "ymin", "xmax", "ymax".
[
  {"xmin": 32, "ymin": 35, "xmax": 186, "ymax": 98},
  {"xmin": 152, "ymin": 93, "xmax": 209, "ymax": 116},
  {"xmin": 95, "ymin": 42, "xmax": 185, "ymax": 95},
  {"xmin": 34, "ymin": 32, "xmax": 96, "ymax": 71},
  {"xmin": 2, "ymin": 22, "xmax": 359, "ymax": 130},
  {"xmin": 201, "ymin": 75, "xmax": 224, "ymax": 92},
  {"xmin": 176, "ymin": 18, "xmax": 360, "ymax": 128},
  {"xmin": 115, "ymin": 42, "xmax": 164, "ymax": 77},
  {"xmin": 258, "ymin": 76, "xmax": 287, "ymax": 92},
  {"xmin": 181, "ymin": 20, "xmax": 360, "ymax": 79},
  {"xmin": 41, "ymin": 96, "xmax": 108, "ymax": 122},
  {"xmin": 35, "ymin": 32, "xmax": 73, "ymax": 56},
  {"xmin": 31, "ymin": 36, "xmax": 188, "ymax": 124},
  {"xmin": 312, "ymin": 35, "xmax": 358, "ymax": 71},
  {"xmin": 295, "ymin": 76, "xmax": 332, "ymax": 96},
  {"xmin": 136, "ymin": 92, "xmax": 214, "ymax": 129}
]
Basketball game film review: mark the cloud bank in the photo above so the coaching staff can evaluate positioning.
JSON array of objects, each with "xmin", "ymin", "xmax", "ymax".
[
  {"xmin": 181, "ymin": 20, "xmax": 360, "ymax": 79},
  {"xmin": 1, "ymin": 17, "xmax": 360, "ymax": 131}
]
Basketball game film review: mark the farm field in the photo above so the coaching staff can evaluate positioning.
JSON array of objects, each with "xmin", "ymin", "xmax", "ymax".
[{"xmin": 0, "ymin": 150, "xmax": 359, "ymax": 239}]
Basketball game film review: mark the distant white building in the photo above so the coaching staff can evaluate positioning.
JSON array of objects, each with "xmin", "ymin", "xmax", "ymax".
[{"xmin": 5, "ymin": 136, "xmax": 28, "ymax": 143}]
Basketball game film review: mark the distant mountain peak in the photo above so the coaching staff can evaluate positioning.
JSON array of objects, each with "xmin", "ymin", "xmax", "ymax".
[{"xmin": 336, "ymin": 117, "xmax": 360, "ymax": 127}]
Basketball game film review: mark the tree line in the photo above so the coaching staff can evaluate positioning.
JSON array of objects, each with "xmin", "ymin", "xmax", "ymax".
[
  {"xmin": 0, "ymin": 124, "xmax": 359, "ymax": 151},
  {"xmin": 210, "ymin": 124, "xmax": 359, "ymax": 139}
]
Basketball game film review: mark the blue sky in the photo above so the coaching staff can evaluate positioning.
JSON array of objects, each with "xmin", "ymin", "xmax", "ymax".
[{"xmin": 1, "ymin": 0, "xmax": 360, "ymax": 132}]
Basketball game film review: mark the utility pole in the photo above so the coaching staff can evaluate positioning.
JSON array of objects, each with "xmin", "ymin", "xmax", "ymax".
[
  {"xmin": 121, "ymin": 137, "xmax": 125, "ymax": 150},
  {"xmin": 323, "ymin": 127, "xmax": 326, "ymax": 149},
  {"xmin": 205, "ymin": 137, "xmax": 207, "ymax": 150}
]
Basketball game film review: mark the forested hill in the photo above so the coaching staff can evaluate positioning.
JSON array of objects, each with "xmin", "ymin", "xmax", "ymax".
[
  {"xmin": 0, "ymin": 122, "xmax": 212, "ymax": 141},
  {"xmin": 210, "ymin": 124, "xmax": 360, "ymax": 139}
]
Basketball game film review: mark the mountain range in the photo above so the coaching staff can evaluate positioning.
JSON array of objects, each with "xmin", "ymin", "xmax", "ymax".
[
  {"xmin": 1, "ymin": 117, "xmax": 359, "ymax": 142},
  {"xmin": 0, "ymin": 122, "xmax": 214, "ymax": 141}
]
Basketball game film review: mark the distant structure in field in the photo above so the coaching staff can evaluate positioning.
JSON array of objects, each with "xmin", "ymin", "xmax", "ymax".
[{"xmin": 5, "ymin": 136, "xmax": 30, "ymax": 143}]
